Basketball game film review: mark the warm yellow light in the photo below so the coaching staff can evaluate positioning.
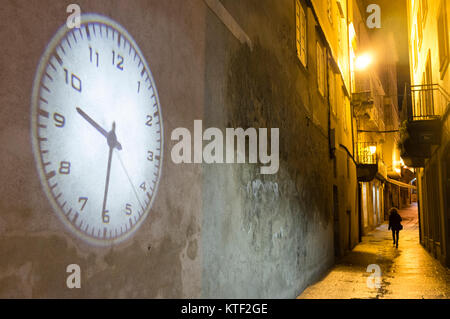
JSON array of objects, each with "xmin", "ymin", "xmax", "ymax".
[
  {"xmin": 369, "ymin": 145, "xmax": 377, "ymax": 155},
  {"xmin": 355, "ymin": 54, "xmax": 373, "ymax": 70},
  {"xmin": 349, "ymin": 23, "xmax": 356, "ymax": 42},
  {"xmin": 395, "ymin": 168, "xmax": 401, "ymax": 174}
]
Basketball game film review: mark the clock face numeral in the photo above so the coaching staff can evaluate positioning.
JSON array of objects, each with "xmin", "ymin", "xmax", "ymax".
[
  {"xmin": 53, "ymin": 113, "xmax": 65, "ymax": 127},
  {"xmin": 78, "ymin": 197, "xmax": 88, "ymax": 211},
  {"xmin": 112, "ymin": 50, "xmax": 124, "ymax": 71},
  {"xmin": 146, "ymin": 115, "xmax": 153, "ymax": 126},
  {"xmin": 63, "ymin": 68, "xmax": 82, "ymax": 92},
  {"xmin": 59, "ymin": 161, "xmax": 71, "ymax": 175},
  {"xmin": 125, "ymin": 203, "xmax": 132, "ymax": 216},
  {"xmin": 102, "ymin": 210, "xmax": 110, "ymax": 224},
  {"xmin": 89, "ymin": 47, "xmax": 99, "ymax": 67},
  {"xmin": 32, "ymin": 15, "xmax": 163, "ymax": 245}
]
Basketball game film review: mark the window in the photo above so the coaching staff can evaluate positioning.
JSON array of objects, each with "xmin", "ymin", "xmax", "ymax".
[
  {"xmin": 327, "ymin": 0, "xmax": 333, "ymax": 25},
  {"xmin": 329, "ymin": 68, "xmax": 336, "ymax": 115},
  {"xmin": 296, "ymin": 0, "xmax": 307, "ymax": 67},
  {"xmin": 337, "ymin": 14, "xmax": 342, "ymax": 52},
  {"xmin": 336, "ymin": 0, "xmax": 345, "ymax": 18},
  {"xmin": 413, "ymin": 29, "xmax": 418, "ymax": 70},
  {"xmin": 317, "ymin": 41, "xmax": 326, "ymax": 96},
  {"xmin": 421, "ymin": 0, "xmax": 428, "ymax": 28},
  {"xmin": 424, "ymin": 51, "xmax": 434, "ymax": 115},
  {"xmin": 417, "ymin": 12, "xmax": 423, "ymax": 49},
  {"xmin": 438, "ymin": 0, "xmax": 449, "ymax": 77},
  {"xmin": 343, "ymin": 96, "xmax": 350, "ymax": 132}
]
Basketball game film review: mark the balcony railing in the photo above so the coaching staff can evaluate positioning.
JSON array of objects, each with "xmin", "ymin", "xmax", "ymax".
[
  {"xmin": 409, "ymin": 84, "xmax": 450, "ymax": 121},
  {"xmin": 352, "ymin": 90, "xmax": 385, "ymax": 131},
  {"xmin": 357, "ymin": 142, "xmax": 378, "ymax": 165},
  {"xmin": 352, "ymin": 91, "xmax": 374, "ymax": 105},
  {"xmin": 399, "ymin": 84, "xmax": 448, "ymax": 167}
]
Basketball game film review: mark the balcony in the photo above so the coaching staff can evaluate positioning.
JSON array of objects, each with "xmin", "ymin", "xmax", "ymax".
[
  {"xmin": 399, "ymin": 84, "xmax": 450, "ymax": 167},
  {"xmin": 410, "ymin": 84, "xmax": 449, "ymax": 121},
  {"xmin": 352, "ymin": 91, "xmax": 383, "ymax": 130},
  {"xmin": 356, "ymin": 142, "xmax": 379, "ymax": 182}
]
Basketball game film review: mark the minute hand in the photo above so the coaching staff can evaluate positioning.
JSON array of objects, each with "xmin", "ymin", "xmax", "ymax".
[
  {"xmin": 76, "ymin": 107, "xmax": 122, "ymax": 150},
  {"xmin": 101, "ymin": 122, "xmax": 120, "ymax": 223}
]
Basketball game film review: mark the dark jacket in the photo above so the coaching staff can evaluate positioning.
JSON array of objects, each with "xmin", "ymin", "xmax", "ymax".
[{"xmin": 388, "ymin": 211, "xmax": 403, "ymax": 231}]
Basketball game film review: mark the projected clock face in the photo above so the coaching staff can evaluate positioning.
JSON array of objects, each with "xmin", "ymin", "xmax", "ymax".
[{"xmin": 31, "ymin": 14, "xmax": 163, "ymax": 245}]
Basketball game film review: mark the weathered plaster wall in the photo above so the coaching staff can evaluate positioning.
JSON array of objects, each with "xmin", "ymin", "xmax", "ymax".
[
  {"xmin": 1, "ymin": 0, "xmax": 340, "ymax": 298},
  {"xmin": 201, "ymin": 0, "xmax": 335, "ymax": 298},
  {"xmin": 0, "ymin": 0, "xmax": 204, "ymax": 298}
]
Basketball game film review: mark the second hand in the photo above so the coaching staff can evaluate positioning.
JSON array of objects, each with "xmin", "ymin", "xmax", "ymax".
[{"xmin": 116, "ymin": 153, "xmax": 145, "ymax": 214}]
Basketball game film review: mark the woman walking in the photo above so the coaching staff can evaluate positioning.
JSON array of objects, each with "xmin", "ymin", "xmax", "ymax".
[{"xmin": 388, "ymin": 207, "xmax": 403, "ymax": 248}]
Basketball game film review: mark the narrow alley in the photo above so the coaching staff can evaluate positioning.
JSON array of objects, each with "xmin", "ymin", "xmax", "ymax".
[{"xmin": 299, "ymin": 204, "xmax": 450, "ymax": 299}]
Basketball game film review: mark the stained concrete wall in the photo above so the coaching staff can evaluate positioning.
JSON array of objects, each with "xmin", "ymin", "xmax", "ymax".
[
  {"xmin": 201, "ymin": 0, "xmax": 335, "ymax": 298},
  {"xmin": 0, "ymin": 0, "xmax": 340, "ymax": 298},
  {"xmin": 0, "ymin": 0, "xmax": 205, "ymax": 298}
]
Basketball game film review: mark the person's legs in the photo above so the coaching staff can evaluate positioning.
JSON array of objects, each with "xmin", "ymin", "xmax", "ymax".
[
  {"xmin": 392, "ymin": 230, "xmax": 396, "ymax": 245},
  {"xmin": 396, "ymin": 230, "xmax": 399, "ymax": 248}
]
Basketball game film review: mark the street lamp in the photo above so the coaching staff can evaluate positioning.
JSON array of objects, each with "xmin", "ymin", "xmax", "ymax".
[{"xmin": 355, "ymin": 53, "xmax": 373, "ymax": 70}]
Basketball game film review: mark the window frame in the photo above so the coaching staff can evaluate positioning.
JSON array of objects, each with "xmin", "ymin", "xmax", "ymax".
[
  {"xmin": 329, "ymin": 67, "xmax": 337, "ymax": 116},
  {"xmin": 417, "ymin": 9, "xmax": 423, "ymax": 50},
  {"xmin": 316, "ymin": 41, "xmax": 326, "ymax": 97},
  {"xmin": 327, "ymin": 0, "xmax": 333, "ymax": 26},
  {"xmin": 421, "ymin": 0, "xmax": 428, "ymax": 29},
  {"xmin": 413, "ymin": 27, "xmax": 418, "ymax": 70},
  {"xmin": 438, "ymin": 0, "xmax": 449, "ymax": 78},
  {"xmin": 295, "ymin": 0, "xmax": 307, "ymax": 67}
]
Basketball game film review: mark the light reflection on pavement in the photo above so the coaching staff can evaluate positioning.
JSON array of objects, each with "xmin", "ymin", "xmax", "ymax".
[{"xmin": 298, "ymin": 203, "xmax": 450, "ymax": 299}]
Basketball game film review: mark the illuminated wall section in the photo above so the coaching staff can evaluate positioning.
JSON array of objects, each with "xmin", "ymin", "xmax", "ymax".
[{"xmin": 31, "ymin": 14, "xmax": 164, "ymax": 246}]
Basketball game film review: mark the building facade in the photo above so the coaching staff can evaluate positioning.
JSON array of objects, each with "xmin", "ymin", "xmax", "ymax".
[
  {"xmin": 350, "ymin": 1, "xmax": 408, "ymax": 235},
  {"xmin": 402, "ymin": 0, "xmax": 450, "ymax": 266}
]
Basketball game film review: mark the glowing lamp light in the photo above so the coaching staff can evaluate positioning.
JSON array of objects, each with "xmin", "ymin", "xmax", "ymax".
[
  {"xmin": 355, "ymin": 53, "xmax": 373, "ymax": 70},
  {"xmin": 369, "ymin": 145, "xmax": 377, "ymax": 155}
]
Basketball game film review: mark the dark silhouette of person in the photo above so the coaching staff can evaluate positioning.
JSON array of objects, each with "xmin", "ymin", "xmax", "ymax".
[{"xmin": 388, "ymin": 207, "xmax": 403, "ymax": 248}]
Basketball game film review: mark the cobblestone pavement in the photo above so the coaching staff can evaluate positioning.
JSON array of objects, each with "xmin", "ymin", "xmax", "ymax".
[{"xmin": 298, "ymin": 203, "xmax": 450, "ymax": 299}]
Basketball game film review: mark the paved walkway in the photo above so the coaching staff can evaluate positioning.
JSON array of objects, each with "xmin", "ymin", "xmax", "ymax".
[{"xmin": 298, "ymin": 203, "xmax": 450, "ymax": 299}]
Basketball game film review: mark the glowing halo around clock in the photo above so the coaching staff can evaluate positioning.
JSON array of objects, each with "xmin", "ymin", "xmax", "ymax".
[{"xmin": 31, "ymin": 14, "xmax": 164, "ymax": 246}]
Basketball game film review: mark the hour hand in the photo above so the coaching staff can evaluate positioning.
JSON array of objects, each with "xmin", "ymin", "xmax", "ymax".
[
  {"xmin": 76, "ymin": 107, "xmax": 122, "ymax": 150},
  {"xmin": 76, "ymin": 107, "xmax": 108, "ymax": 138}
]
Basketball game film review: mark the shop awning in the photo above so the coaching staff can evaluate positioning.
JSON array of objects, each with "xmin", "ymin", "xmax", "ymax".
[{"xmin": 386, "ymin": 177, "xmax": 417, "ymax": 190}]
